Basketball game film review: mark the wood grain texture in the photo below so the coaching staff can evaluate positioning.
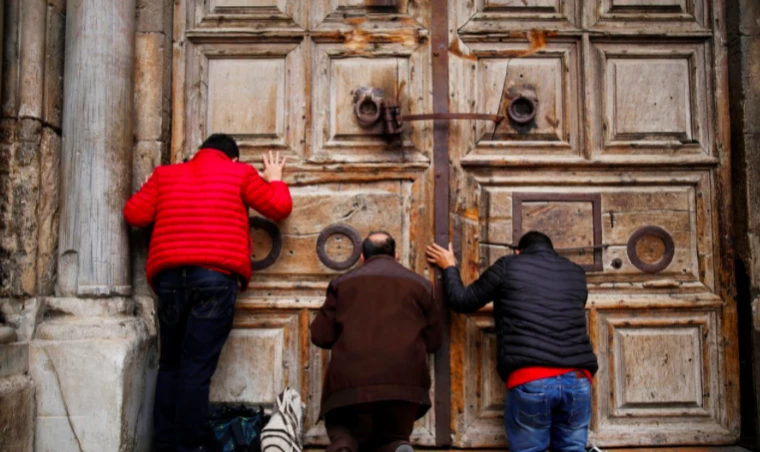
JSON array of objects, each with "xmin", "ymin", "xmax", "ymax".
[
  {"xmin": 172, "ymin": 0, "xmax": 437, "ymax": 446},
  {"xmin": 169, "ymin": 0, "xmax": 739, "ymax": 446},
  {"xmin": 448, "ymin": 0, "xmax": 738, "ymax": 446}
]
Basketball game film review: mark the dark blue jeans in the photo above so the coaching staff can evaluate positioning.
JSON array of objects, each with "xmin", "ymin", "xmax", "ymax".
[
  {"xmin": 153, "ymin": 267, "xmax": 237, "ymax": 452},
  {"xmin": 505, "ymin": 371, "xmax": 592, "ymax": 452}
]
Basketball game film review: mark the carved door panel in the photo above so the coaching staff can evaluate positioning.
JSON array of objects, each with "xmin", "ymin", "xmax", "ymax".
[
  {"xmin": 172, "ymin": 0, "xmax": 437, "ymax": 446},
  {"xmin": 172, "ymin": 0, "xmax": 737, "ymax": 448},
  {"xmin": 448, "ymin": 0, "xmax": 738, "ymax": 447}
]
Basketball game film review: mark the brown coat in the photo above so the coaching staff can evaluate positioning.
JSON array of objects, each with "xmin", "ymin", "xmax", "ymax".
[{"xmin": 311, "ymin": 255, "xmax": 442, "ymax": 419}]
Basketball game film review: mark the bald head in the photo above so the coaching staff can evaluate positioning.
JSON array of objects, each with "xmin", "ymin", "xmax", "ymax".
[{"xmin": 361, "ymin": 231, "xmax": 396, "ymax": 260}]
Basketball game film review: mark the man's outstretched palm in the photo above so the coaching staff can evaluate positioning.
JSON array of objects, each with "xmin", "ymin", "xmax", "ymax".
[{"xmin": 262, "ymin": 150, "xmax": 286, "ymax": 182}]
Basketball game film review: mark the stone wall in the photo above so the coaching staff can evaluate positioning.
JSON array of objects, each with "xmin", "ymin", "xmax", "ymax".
[
  {"xmin": 727, "ymin": 0, "xmax": 760, "ymax": 447},
  {"xmin": 0, "ymin": 0, "xmax": 64, "ymax": 298},
  {"xmin": 0, "ymin": 1, "xmax": 66, "ymax": 450},
  {"xmin": 133, "ymin": 0, "xmax": 174, "ymax": 298},
  {"xmin": 0, "ymin": 0, "xmax": 173, "ymax": 450}
]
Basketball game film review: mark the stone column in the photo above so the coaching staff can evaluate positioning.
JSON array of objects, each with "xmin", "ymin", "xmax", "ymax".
[
  {"xmin": 28, "ymin": 1, "xmax": 156, "ymax": 450},
  {"xmin": 57, "ymin": 0, "xmax": 135, "ymax": 297}
]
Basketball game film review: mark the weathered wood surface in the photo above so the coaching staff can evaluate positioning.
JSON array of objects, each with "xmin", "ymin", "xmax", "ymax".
[
  {"xmin": 58, "ymin": 0, "xmax": 135, "ymax": 297},
  {"xmin": 449, "ymin": 0, "xmax": 737, "ymax": 447},
  {"xmin": 171, "ymin": 0, "xmax": 738, "ymax": 448},
  {"xmin": 173, "ymin": 0, "xmax": 436, "ymax": 445}
]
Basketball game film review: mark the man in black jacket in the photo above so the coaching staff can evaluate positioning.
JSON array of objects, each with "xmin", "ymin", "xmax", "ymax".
[{"xmin": 426, "ymin": 231, "xmax": 597, "ymax": 452}]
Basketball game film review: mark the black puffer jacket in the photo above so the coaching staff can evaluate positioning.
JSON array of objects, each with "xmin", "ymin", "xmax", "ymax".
[{"xmin": 443, "ymin": 243, "xmax": 598, "ymax": 381}]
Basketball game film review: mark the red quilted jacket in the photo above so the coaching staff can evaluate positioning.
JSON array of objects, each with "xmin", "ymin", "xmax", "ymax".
[{"xmin": 123, "ymin": 148, "xmax": 293, "ymax": 290}]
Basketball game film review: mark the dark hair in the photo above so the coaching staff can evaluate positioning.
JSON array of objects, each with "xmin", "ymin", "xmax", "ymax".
[
  {"xmin": 200, "ymin": 133, "xmax": 239, "ymax": 160},
  {"xmin": 517, "ymin": 230, "xmax": 553, "ymax": 250},
  {"xmin": 361, "ymin": 231, "xmax": 396, "ymax": 260}
]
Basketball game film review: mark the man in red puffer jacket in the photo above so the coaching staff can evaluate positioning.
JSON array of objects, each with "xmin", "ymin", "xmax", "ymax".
[{"xmin": 124, "ymin": 133, "xmax": 292, "ymax": 452}]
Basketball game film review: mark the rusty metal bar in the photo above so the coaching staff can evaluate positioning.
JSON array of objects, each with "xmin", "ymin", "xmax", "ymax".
[
  {"xmin": 556, "ymin": 244, "xmax": 609, "ymax": 253},
  {"xmin": 480, "ymin": 242, "xmax": 610, "ymax": 252},
  {"xmin": 400, "ymin": 112, "xmax": 504, "ymax": 123},
  {"xmin": 431, "ymin": 0, "xmax": 451, "ymax": 446},
  {"xmin": 364, "ymin": 0, "xmax": 398, "ymax": 6}
]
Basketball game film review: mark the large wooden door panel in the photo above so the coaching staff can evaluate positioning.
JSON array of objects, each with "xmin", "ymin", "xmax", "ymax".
[
  {"xmin": 449, "ymin": 0, "xmax": 737, "ymax": 447},
  {"xmin": 588, "ymin": 41, "xmax": 713, "ymax": 161},
  {"xmin": 309, "ymin": 39, "xmax": 432, "ymax": 164},
  {"xmin": 594, "ymin": 307, "xmax": 728, "ymax": 445},
  {"xmin": 173, "ymin": 0, "xmax": 737, "ymax": 447},
  {"xmin": 173, "ymin": 0, "xmax": 437, "ymax": 446},
  {"xmin": 182, "ymin": 40, "xmax": 306, "ymax": 162},
  {"xmin": 477, "ymin": 176, "xmax": 715, "ymax": 287}
]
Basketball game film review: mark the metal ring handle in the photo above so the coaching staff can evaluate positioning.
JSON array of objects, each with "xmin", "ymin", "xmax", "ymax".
[
  {"xmin": 353, "ymin": 88, "xmax": 383, "ymax": 126},
  {"xmin": 507, "ymin": 95, "xmax": 537, "ymax": 125},
  {"xmin": 626, "ymin": 226, "xmax": 675, "ymax": 274},
  {"xmin": 249, "ymin": 217, "xmax": 283, "ymax": 271},
  {"xmin": 316, "ymin": 223, "xmax": 362, "ymax": 271}
]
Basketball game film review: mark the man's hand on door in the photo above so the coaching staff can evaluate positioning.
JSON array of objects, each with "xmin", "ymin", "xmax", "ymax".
[
  {"xmin": 426, "ymin": 242, "xmax": 457, "ymax": 269},
  {"xmin": 262, "ymin": 150, "xmax": 286, "ymax": 182}
]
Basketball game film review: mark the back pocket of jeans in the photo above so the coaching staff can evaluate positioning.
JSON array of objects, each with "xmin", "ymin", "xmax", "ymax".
[
  {"xmin": 512, "ymin": 385, "xmax": 549, "ymax": 428},
  {"xmin": 568, "ymin": 385, "xmax": 591, "ymax": 428},
  {"xmin": 156, "ymin": 289, "xmax": 181, "ymax": 326},
  {"xmin": 191, "ymin": 284, "xmax": 234, "ymax": 319}
]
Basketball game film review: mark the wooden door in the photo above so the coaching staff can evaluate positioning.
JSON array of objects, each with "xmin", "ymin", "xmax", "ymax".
[
  {"xmin": 447, "ymin": 0, "xmax": 739, "ymax": 447},
  {"xmin": 172, "ymin": 0, "xmax": 739, "ymax": 448},
  {"xmin": 171, "ymin": 0, "xmax": 438, "ymax": 446}
]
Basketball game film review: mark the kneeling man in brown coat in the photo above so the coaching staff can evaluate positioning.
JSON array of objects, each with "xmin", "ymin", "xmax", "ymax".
[{"xmin": 311, "ymin": 231, "xmax": 442, "ymax": 452}]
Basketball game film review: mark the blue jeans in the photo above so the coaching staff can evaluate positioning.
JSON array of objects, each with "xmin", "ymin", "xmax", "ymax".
[
  {"xmin": 505, "ymin": 371, "xmax": 592, "ymax": 452},
  {"xmin": 153, "ymin": 267, "xmax": 237, "ymax": 452}
]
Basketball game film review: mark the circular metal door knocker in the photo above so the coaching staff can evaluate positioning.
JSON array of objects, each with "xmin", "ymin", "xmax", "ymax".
[
  {"xmin": 316, "ymin": 223, "xmax": 362, "ymax": 271},
  {"xmin": 353, "ymin": 87, "xmax": 384, "ymax": 127},
  {"xmin": 507, "ymin": 94, "xmax": 538, "ymax": 125},
  {"xmin": 249, "ymin": 217, "xmax": 283, "ymax": 271},
  {"xmin": 626, "ymin": 226, "xmax": 675, "ymax": 274}
]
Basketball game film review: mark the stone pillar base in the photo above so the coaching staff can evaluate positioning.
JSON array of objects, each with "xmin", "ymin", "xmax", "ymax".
[
  {"xmin": 0, "ymin": 335, "xmax": 35, "ymax": 452},
  {"xmin": 29, "ymin": 297, "xmax": 157, "ymax": 452}
]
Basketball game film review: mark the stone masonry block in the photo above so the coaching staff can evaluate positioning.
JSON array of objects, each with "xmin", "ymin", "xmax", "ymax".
[
  {"xmin": 0, "ymin": 143, "xmax": 10, "ymax": 173},
  {"xmin": 131, "ymin": 140, "xmax": 162, "ymax": 297},
  {"xmin": 47, "ymin": 0, "xmax": 66, "ymax": 14},
  {"xmin": 745, "ymin": 133, "xmax": 760, "ymax": 225},
  {"xmin": 11, "ymin": 160, "xmax": 40, "ymax": 296},
  {"xmin": 0, "ymin": 118, "xmax": 18, "ymax": 145},
  {"xmin": 18, "ymin": 0, "xmax": 47, "ymax": 120},
  {"xmin": 136, "ymin": 0, "xmax": 168, "ymax": 33},
  {"xmin": 0, "ymin": 375, "xmax": 35, "ymax": 452},
  {"xmin": 30, "ymin": 314, "xmax": 154, "ymax": 452},
  {"xmin": 739, "ymin": 0, "xmax": 760, "ymax": 35},
  {"xmin": 0, "ymin": 342, "xmax": 28, "ymax": 378},
  {"xmin": 17, "ymin": 118, "xmax": 42, "ymax": 146},
  {"xmin": 1, "ymin": 0, "xmax": 20, "ymax": 117},
  {"xmin": 37, "ymin": 128, "xmax": 60, "ymax": 296},
  {"xmin": 0, "ymin": 298, "xmax": 44, "ymax": 343},
  {"xmin": 133, "ymin": 140, "xmax": 162, "ymax": 190},
  {"xmin": 743, "ymin": 37, "xmax": 760, "ymax": 133},
  {"xmin": 43, "ymin": 6, "xmax": 65, "ymax": 129},
  {"xmin": 135, "ymin": 33, "xmax": 166, "ymax": 141}
]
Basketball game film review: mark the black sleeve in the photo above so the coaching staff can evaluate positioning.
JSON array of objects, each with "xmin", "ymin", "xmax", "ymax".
[{"xmin": 441, "ymin": 258, "xmax": 507, "ymax": 313}]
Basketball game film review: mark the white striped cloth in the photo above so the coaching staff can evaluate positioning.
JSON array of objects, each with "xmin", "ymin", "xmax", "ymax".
[{"xmin": 261, "ymin": 388, "xmax": 304, "ymax": 452}]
